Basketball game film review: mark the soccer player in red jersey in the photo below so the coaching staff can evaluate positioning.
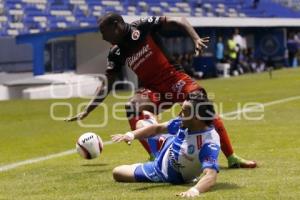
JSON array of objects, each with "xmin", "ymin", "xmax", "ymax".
[{"xmin": 66, "ymin": 13, "xmax": 256, "ymax": 168}]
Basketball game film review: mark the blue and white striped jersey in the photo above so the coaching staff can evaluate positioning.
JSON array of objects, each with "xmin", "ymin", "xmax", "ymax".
[{"xmin": 153, "ymin": 118, "xmax": 220, "ymax": 184}]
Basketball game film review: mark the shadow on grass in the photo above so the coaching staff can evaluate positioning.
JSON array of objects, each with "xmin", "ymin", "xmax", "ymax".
[
  {"xmin": 211, "ymin": 182, "xmax": 241, "ymax": 191},
  {"xmin": 70, "ymin": 168, "xmax": 111, "ymax": 176},
  {"xmin": 219, "ymin": 165, "xmax": 233, "ymax": 170},
  {"xmin": 134, "ymin": 183, "xmax": 170, "ymax": 191},
  {"xmin": 132, "ymin": 181, "xmax": 240, "ymax": 192},
  {"xmin": 219, "ymin": 165, "xmax": 259, "ymax": 171},
  {"xmin": 81, "ymin": 163, "xmax": 109, "ymax": 167},
  {"xmin": 84, "ymin": 169, "xmax": 111, "ymax": 174}
]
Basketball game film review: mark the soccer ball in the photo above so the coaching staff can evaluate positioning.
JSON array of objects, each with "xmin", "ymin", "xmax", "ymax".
[{"xmin": 76, "ymin": 132, "xmax": 103, "ymax": 159}]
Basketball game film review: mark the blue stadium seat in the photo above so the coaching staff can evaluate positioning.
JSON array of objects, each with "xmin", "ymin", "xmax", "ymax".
[{"xmin": 1, "ymin": 0, "xmax": 300, "ymax": 36}]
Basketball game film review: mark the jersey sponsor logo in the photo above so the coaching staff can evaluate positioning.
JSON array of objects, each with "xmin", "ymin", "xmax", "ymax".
[
  {"xmin": 169, "ymin": 146, "xmax": 185, "ymax": 172},
  {"xmin": 131, "ymin": 29, "xmax": 140, "ymax": 41},
  {"xmin": 125, "ymin": 44, "xmax": 152, "ymax": 70}
]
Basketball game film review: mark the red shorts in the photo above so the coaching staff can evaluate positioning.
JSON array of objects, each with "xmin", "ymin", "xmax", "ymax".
[{"xmin": 137, "ymin": 74, "xmax": 204, "ymax": 112}]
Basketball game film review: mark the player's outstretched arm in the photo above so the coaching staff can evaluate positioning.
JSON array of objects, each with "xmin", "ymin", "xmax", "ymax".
[
  {"xmin": 164, "ymin": 17, "xmax": 209, "ymax": 56},
  {"xmin": 65, "ymin": 73, "xmax": 116, "ymax": 122},
  {"xmin": 111, "ymin": 122, "xmax": 168, "ymax": 143},
  {"xmin": 177, "ymin": 168, "xmax": 217, "ymax": 198}
]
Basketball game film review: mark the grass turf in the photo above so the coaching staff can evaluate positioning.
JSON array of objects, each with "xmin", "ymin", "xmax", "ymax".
[{"xmin": 0, "ymin": 68, "xmax": 299, "ymax": 200}]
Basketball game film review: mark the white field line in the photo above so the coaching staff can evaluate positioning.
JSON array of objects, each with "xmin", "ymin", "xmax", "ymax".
[
  {"xmin": 221, "ymin": 95, "xmax": 300, "ymax": 117},
  {"xmin": 0, "ymin": 141, "xmax": 112, "ymax": 172},
  {"xmin": 0, "ymin": 95, "xmax": 300, "ymax": 172}
]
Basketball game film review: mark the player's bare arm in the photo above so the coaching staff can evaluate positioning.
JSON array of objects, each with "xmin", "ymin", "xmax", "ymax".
[
  {"xmin": 111, "ymin": 122, "xmax": 168, "ymax": 143},
  {"xmin": 164, "ymin": 16, "xmax": 210, "ymax": 56},
  {"xmin": 178, "ymin": 168, "xmax": 217, "ymax": 198},
  {"xmin": 65, "ymin": 72, "xmax": 116, "ymax": 122}
]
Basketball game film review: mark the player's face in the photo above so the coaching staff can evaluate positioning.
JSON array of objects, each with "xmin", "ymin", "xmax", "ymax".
[
  {"xmin": 100, "ymin": 23, "xmax": 124, "ymax": 45},
  {"xmin": 180, "ymin": 101, "xmax": 194, "ymax": 127}
]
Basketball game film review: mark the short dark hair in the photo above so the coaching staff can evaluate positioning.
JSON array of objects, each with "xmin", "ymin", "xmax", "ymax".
[
  {"xmin": 98, "ymin": 12, "xmax": 125, "ymax": 30},
  {"xmin": 187, "ymin": 90, "xmax": 215, "ymax": 126}
]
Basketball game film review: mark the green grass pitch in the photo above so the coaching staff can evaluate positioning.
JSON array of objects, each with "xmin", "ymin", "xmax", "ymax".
[{"xmin": 0, "ymin": 68, "xmax": 299, "ymax": 200}]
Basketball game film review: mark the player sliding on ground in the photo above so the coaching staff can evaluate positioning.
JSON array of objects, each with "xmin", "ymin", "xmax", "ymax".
[
  {"xmin": 111, "ymin": 96, "xmax": 220, "ymax": 198},
  {"xmin": 66, "ymin": 12, "xmax": 256, "ymax": 168}
]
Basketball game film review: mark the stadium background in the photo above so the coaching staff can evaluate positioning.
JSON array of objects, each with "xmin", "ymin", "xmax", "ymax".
[{"xmin": 0, "ymin": 0, "xmax": 300, "ymax": 100}]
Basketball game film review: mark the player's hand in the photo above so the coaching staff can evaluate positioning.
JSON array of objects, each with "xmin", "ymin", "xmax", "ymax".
[
  {"xmin": 65, "ymin": 111, "xmax": 88, "ymax": 122},
  {"xmin": 194, "ymin": 37, "xmax": 210, "ymax": 56},
  {"xmin": 111, "ymin": 132, "xmax": 134, "ymax": 145},
  {"xmin": 111, "ymin": 134, "xmax": 127, "ymax": 143},
  {"xmin": 177, "ymin": 187, "xmax": 200, "ymax": 198}
]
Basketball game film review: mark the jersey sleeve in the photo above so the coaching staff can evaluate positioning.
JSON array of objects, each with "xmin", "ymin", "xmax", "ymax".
[
  {"xmin": 198, "ymin": 143, "xmax": 220, "ymax": 172},
  {"xmin": 132, "ymin": 16, "xmax": 166, "ymax": 32},
  {"xmin": 105, "ymin": 46, "xmax": 123, "ymax": 76},
  {"xmin": 167, "ymin": 117, "xmax": 182, "ymax": 135}
]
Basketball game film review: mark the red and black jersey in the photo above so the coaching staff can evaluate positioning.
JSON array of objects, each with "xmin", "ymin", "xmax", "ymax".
[{"xmin": 106, "ymin": 16, "xmax": 200, "ymax": 95}]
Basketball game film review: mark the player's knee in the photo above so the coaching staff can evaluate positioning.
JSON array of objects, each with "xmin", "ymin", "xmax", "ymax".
[{"xmin": 112, "ymin": 166, "xmax": 124, "ymax": 182}]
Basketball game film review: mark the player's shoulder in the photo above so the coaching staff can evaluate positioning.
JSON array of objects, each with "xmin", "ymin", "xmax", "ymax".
[{"xmin": 201, "ymin": 128, "xmax": 221, "ymax": 147}]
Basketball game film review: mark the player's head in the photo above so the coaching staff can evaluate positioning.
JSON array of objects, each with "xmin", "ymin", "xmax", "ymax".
[
  {"xmin": 98, "ymin": 12, "xmax": 126, "ymax": 45},
  {"xmin": 180, "ymin": 93, "xmax": 215, "ymax": 128}
]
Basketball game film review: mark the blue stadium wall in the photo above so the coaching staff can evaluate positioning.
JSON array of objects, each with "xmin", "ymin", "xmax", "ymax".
[
  {"xmin": 193, "ymin": 27, "xmax": 287, "ymax": 77},
  {"xmin": 0, "ymin": 26, "xmax": 295, "ymax": 76}
]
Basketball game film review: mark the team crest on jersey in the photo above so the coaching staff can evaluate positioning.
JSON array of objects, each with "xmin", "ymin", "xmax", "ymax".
[
  {"xmin": 131, "ymin": 30, "xmax": 140, "ymax": 41},
  {"xmin": 188, "ymin": 145, "xmax": 195, "ymax": 154}
]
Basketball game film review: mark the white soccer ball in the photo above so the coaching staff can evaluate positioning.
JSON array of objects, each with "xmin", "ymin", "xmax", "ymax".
[{"xmin": 76, "ymin": 132, "xmax": 103, "ymax": 159}]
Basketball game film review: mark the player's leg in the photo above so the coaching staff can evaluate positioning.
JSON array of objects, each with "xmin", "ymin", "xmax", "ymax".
[
  {"xmin": 213, "ymin": 115, "xmax": 257, "ymax": 168},
  {"xmin": 113, "ymin": 162, "xmax": 163, "ymax": 183},
  {"xmin": 112, "ymin": 164, "xmax": 140, "ymax": 182},
  {"xmin": 125, "ymin": 89, "xmax": 163, "ymax": 158}
]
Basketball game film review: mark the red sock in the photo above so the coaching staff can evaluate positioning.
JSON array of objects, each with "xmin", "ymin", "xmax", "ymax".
[
  {"xmin": 128, "ymin": 112, "xmax": 152, "ymax": 155},
  {"xmin": 213, "ymin": 115, "xmax": 234, "ymax": 157}
]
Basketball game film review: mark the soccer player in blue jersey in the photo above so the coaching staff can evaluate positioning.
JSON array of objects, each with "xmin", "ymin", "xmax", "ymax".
[{"xmin": 111, "ymin": 94, "xmax": 220, "ymax": 197}]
